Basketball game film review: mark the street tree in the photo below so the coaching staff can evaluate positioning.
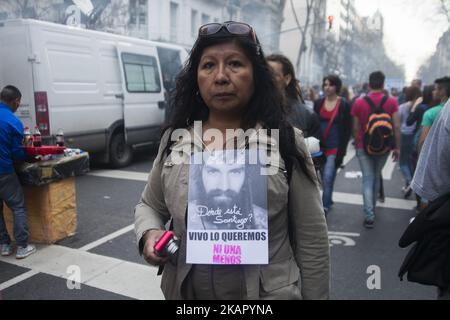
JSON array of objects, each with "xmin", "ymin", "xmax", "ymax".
[
  {"xmin": 87, "ymin": 0, "xmax": 128, "ymax": 33},
  {"xmin": 439, "ymin": 0, "xmax": 450, "ymax": 23},
  {"xmin": 290, "ymin": 0, "xmax": 316, "ymax": 73},
  {"xmin": 0, "ymin": 0, "xmax": 54, "ymax": 20}
]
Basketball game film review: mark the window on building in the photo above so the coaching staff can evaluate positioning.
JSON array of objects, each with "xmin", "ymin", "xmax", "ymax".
[
  {"xmin": 191, "ymin": 9, "xmax": 198, "ymax": 37},
  {"xmin": 139, "ymin": 13, "xmax": 147, "ymax": 26},
  {"xmin": 121, "ymin": 53, "xmax": 161, "ymax": 93},
  {"xmin": 201, "ymin": 13, "xmax": 210, "ymax": 25},
  {"xmin": 129, "ymin": 0, "xmax": 148, "ymax": 30},
  {"xmin": 170, "ymin": 2, "xmax": 179, "ymax": 42}
]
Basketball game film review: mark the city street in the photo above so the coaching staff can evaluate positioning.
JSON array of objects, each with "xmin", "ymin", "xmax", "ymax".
[{"xmin": 0, "ymin": 144, "xmax": 437, "ymax": 300}]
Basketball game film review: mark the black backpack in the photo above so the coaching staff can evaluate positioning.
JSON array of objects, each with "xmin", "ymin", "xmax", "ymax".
[{"xmin": 363, "ymin": 96, "xmax": 394, "ymax": 156}]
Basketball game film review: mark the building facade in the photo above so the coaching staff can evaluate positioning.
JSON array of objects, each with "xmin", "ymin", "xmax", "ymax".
[
  {"xmin": 0, "ymin": 1, "xmax": 286, "ymax": 53},
  {"xmin": 418, "ymin": 29, "xmax": 450, "ymax": 84},
  {"xmin": 129, "ymin": 0, "xmax": 285, "ymax": 52},
  {"xmin": 280, "ymin": 0, "xmax": 328, "ymax": 86},
  {"xmin": 278, "ymin": 0, "xmax": 403, "ymax": 87}
]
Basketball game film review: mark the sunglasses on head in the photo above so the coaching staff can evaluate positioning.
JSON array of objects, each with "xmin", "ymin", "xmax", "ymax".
[{"xmin": 198, "ymin": 21, "xmax": 257, "ymax": 43}]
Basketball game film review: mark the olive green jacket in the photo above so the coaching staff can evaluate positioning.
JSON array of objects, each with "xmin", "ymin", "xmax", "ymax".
[{"xmin": 134, "ymin": 126, "xmax": 330, "ymax": 300}]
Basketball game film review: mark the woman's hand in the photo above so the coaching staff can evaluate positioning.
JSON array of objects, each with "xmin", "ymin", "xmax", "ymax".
[{"xmin": 142, "ymin": 230, "xmax": 169, "ymax": 266}]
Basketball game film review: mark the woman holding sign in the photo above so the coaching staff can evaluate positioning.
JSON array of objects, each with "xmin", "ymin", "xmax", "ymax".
[{"xmin": 134, "ymin": 21, "xmax": 329, "ymax": 300}]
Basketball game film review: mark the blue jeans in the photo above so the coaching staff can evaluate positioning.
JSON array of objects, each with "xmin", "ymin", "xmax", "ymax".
[
  {"xmin": 322, "ymin": 154, "xmax": 337, "ymax": 210},
  {"xmin": 0, "ymin": 173, "xmax": 29, "ymax": 247},
  {"xmin": 400, "ymin": 133, "xmax": 414, "ymax": 185},
  {"xmin": 356, "ymin": 150, "xmax": 389, "ymax": 221}
]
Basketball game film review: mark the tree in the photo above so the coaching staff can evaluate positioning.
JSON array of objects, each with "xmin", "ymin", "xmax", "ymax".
[
  {"xmin": 86, "ymin": 0, "xmax": 128, "ymax": 32},
  {"xmin": 439, "ymin": 0, "xmax": 450, "ymax": 23},
  {"xmin": 0, "ymin": 0, "xmax": 54, "ymax": 20},
  {"xmin": 290, "ymin": 0, "xmax": 316, "ymax": 73}
]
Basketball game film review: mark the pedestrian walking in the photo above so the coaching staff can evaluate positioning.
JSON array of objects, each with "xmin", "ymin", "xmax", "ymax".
[
  {"xmin": 417, "ymin": 77, "xmax": 450, "ymax": 153},
  {"xmin": 406, "ymin": 84, "xmax": 440, "ymax": 210},
  {"xmin": 398, "ymin": 86, "xmax": 421, "ymax": 197},
  {"xmin": 314, "ymin": 75, "xmax": 352, "ymax": 215},
  {"xmin": 134, "ymin": 21, "xmax": 329, "ymax": 300},
  {"xmin": 351, "ymin": 71, "xmax": 401, "ymax": 229}
]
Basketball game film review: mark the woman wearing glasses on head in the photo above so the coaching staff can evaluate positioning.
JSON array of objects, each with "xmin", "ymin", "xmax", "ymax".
[{"xmin": 134, "ymin": 21, "xmax": 329, "ymax": 300}]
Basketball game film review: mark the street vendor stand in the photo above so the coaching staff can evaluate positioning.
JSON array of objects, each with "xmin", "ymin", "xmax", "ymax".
[{"xmin": 3, "ymin": 147, "xmax": 89, "ymax": 244}]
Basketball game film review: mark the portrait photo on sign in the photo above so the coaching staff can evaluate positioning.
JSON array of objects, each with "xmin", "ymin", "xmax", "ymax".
[
  {"xmin": 186, "ymin": 149, "xmax": 268, "ymax": 265},
  {"xmin": 187, "ymin": 149, "xmax": 268, "ymax": 231}
]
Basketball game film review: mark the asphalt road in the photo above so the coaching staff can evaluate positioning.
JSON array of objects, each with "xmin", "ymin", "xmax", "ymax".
[{"xmin": 0, "ymin": 145, "xmax": 437, "ymax": 300}]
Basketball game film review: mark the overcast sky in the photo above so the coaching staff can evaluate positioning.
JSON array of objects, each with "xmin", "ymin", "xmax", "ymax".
[{"xmin": 354, "ymin": 0, "xmax": 449, "ymax": 82}]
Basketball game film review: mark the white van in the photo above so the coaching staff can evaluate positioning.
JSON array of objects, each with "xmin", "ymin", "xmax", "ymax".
[{"xmin": 0, "ymin": 19, "xmax": 188, "ymax": 167}]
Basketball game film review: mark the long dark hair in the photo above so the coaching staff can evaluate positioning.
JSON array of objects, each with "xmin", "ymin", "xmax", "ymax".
[
  {"xmin": 322, "ymin": 74, "xmax": 342, "ymax": 95},
  {"xmin": 405, "ymin": 86, "xmax": 421, "ymax": 102},
  {"xmin": 266, "ymin": 54, "xmax": 304, "ymax": 103},
  {"xmin": 422, "ymin": 85, "xmax": 439, "ymax": 107},
  {"xmin": 163, "ymin": 30, "xmax": 314, "ymax": 182}
]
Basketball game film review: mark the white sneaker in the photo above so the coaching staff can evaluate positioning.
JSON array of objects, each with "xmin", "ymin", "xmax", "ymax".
[
  {"xmin": 1, "ymin": 244, "xmax": 13, "ymax": 256},
  {"xmin": 16, "ymin": 244, "xmax": 36, "ymax": 259}
]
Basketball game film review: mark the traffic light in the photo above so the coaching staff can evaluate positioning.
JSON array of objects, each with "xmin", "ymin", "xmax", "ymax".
[{"xmin": 328, "ymin": 15, "xmax": 334, "ymax": 30}]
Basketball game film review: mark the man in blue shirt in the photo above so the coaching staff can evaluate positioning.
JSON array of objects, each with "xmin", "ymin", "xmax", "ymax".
[{"xmin": 0, "ymin": 85, "xmax": 36, "ymax": 259}]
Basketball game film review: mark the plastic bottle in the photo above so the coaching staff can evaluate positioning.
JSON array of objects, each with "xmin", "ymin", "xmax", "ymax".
[
  {"xmin": 56, "ymin": 128, "xmax": 65, "ymax": 147},
  {"xmin": 33, "ymin": 126, "xmax": 42, "ymax": 147},
  {"xmin": 23, "ymin": 126, "xmax": 32, "ymax": 146}
]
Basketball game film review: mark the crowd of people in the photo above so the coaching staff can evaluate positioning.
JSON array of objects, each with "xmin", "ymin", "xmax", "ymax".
[
  {"xmin": 134, "ymin": 21, "xmax": 449, "ymax": 300},
  {"xmin": 1, "ymin": 20, "xmax": 448, "ymax": 301}
]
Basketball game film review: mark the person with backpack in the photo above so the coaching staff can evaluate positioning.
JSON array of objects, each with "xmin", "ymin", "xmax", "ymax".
[{"xmin": 351, "ymin": 71, "xmax": 401, "ymax": 229}]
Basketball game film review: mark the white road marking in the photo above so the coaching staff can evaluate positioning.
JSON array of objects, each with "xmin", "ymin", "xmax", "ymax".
[
  {"xmin": 0, "ymin": 229, "xmax": 362, "ymax": 298},
  {"xmin": 337, "ymin": 144, "xmax": 356, "ymax": 174},
  {"xmin": 79, "ymin": 224, "xmax": 134, "ymax": 252},
  {"xmin": 328, "ymin": 231, "xmax": 360, "ymax": 237},
  {"xmin": 0, "ymin": 245, "xmax": 163, "ymax": 300},
  {"xmin": 89, "ymin": 169, "xmax": 414, "ymax": 211},
  {"xmin": 328, "ymin": 231, "xmax": 360, "ymax": 247},
  {"xmin": 342, "ymin": 145, "xmax": 356, "ymax": 167},
  {"xmin": 0, "ymin": 270, "xmax": 39, "ymax": 291},
  {"xmin": 333, "ymin": 192, "xmax": 416, "ymax": 211},
  {"xmin": 382, "ymin": 156, "xmax": 397, "ymax": 180},
  {"xmin": 88, "ymin": 170, "xmax": 148, "ymax": 182},
  {"xmin": 345, "ymin": 171, "xmax": 362, "ymax": 179}
]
